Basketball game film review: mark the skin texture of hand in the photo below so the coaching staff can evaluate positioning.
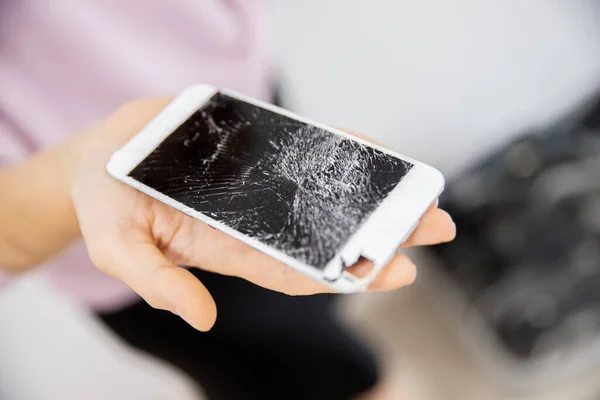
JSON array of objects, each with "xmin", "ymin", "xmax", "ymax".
[{"xmin": 71, "ymin": 98, "xmax": 456, "ymax": 331}]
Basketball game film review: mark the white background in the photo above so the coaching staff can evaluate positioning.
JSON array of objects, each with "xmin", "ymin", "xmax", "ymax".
[{"xmin": 2, "ymin": 1, "xmax": 600, "ymax": 399}]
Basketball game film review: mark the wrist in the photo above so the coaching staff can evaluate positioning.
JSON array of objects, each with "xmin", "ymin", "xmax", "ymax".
[{"xmin": 61, "ymin": 129, "xmax": 97, "ymax": 196}]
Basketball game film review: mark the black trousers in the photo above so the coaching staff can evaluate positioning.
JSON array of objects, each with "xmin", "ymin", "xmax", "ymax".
[{"xmin": 98, "ymin": 269, "xmax": 379, "ymax": 400}]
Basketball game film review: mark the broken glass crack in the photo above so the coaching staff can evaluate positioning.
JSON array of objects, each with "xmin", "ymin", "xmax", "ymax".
[{"xmin": 129, "ymin": 92, "xmax": 412, "ymax": 270}]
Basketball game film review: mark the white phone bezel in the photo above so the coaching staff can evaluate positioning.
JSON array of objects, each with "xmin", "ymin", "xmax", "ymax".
[{"xmin": 106, "ymin": 84, "xmax": 444, "ymax": 292}]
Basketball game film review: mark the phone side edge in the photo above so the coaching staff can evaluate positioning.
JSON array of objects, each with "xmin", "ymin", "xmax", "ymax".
[{"xmin": 338, "ymin": 161, "xmax": 445, "ymax": 289}]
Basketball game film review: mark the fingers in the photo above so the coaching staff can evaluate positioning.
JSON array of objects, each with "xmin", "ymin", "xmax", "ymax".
[
  {"xmin": 178, "ymin": 200, "xmax": 453, "ymax": 295},
  {"xmin": 368, "ymin": 254, "xmax": 417, "ymax": 290},
  {"xmin": 402, "ymin": 208, "xmax": 455, "ymax": 247},
  {"xmin": 185, "ymin": 228, "xmax": 333, "ymax": 296},
  {"xmin": 185, "ymin": 222, "xmax": 419, "ymax": 295},
  {"xmin": 86, "ymin": 230, "xmax": 217, "ymax": 331},
  {"xmin": 345, "ymin": 253, "xmax": 417, "ymax": 290}
]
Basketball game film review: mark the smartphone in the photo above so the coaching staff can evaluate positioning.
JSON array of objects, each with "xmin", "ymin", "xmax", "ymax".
[{"xmin": 107, "ymin": 84, "xmax": 444, "ymax": 292}]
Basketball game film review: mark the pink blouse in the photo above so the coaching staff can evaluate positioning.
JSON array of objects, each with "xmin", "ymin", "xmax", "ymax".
[{"xmin": 0, "ymin": 0, "xmax": 273, "ymax": 311}]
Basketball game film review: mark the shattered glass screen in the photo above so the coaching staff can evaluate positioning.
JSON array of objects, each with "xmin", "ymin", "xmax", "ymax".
[{"xmin": 129, "ymin": 92, "xmax": 413, "ymax": 270}]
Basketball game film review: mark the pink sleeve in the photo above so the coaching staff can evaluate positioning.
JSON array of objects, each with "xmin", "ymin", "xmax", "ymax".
[{"xmin": 0, "ymin": 115, "xmax": 31, "ymax": 163}]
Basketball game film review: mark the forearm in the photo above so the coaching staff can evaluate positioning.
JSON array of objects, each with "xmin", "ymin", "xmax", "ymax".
[
  {"xmin": 0, "ymin": 134, "xmax": 85, "ymax": 273},
  {"xmin": 0, "ymin": 98, "xmax": 173, "ymax": 274}
]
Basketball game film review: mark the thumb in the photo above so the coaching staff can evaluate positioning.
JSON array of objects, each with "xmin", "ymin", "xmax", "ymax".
[{"xmin": 86, "ymin": 232, "xmax": 217, "ymax": 331}]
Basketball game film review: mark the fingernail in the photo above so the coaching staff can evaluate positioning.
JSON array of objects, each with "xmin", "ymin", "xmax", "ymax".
[
  {"xmin": 175, "ymin": 307, "xmax": 200, "ymax": 331},
  {"xmin": 447, "ymin": 220, "xmax": 457, "ymax": 241}
]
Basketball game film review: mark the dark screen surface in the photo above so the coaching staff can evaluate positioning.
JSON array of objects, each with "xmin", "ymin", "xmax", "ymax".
[{"xmin": 129, "ymin": 92, "xmax": 412, "ymax": 269}]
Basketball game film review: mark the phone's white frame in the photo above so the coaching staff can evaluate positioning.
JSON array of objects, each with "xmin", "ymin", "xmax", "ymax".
[{"xmin": 107, "ymin": 84, "xmax": 444, "ymax": 292}]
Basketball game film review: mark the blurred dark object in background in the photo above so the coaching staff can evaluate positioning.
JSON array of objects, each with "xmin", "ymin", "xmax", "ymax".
[{"xmin": 428, "ymin": 89, "xmax": 600, "ymax": 362}]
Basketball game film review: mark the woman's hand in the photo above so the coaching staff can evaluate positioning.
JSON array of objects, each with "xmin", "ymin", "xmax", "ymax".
[{"xmin": 71, "ymin": 98, "xmax": 456, "ymax": 331}]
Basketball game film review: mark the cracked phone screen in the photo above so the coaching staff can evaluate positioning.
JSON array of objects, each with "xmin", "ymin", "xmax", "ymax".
[{"xmin": 129, "ymin": 92, "xmax": 413, "ymax": 271}]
